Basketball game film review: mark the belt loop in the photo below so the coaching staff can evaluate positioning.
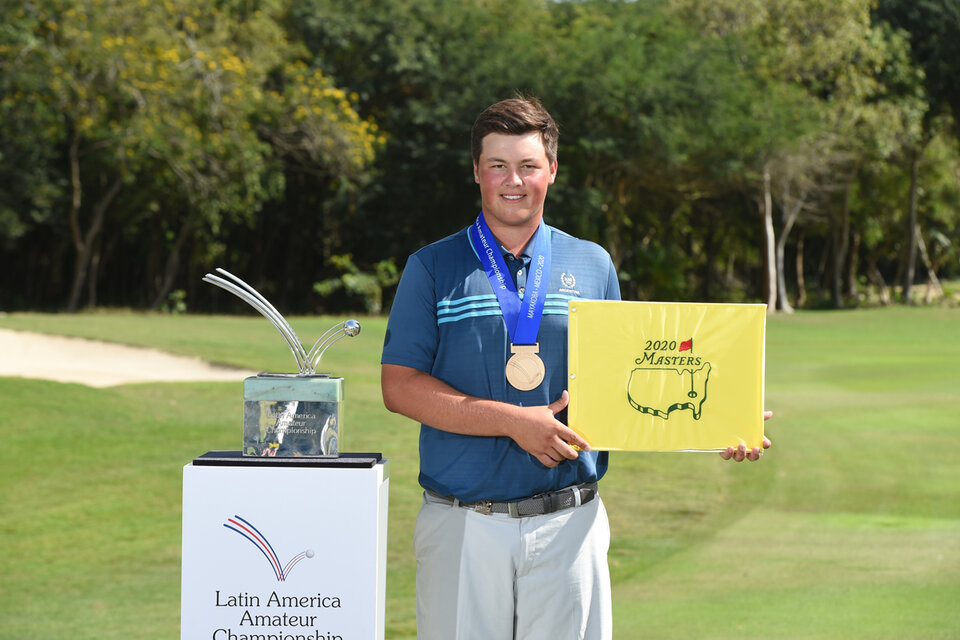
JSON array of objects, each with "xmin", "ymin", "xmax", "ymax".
[
  {"xmin": 573, "ymin": 485, "xmax": 582, "ymax": 508},
  {"xmin": 548, "ymin": 492, "xmax": 560, "ymax": 513}
]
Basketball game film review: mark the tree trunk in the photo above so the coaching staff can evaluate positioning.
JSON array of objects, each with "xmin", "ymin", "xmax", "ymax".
[
  {"xmin": 700, "ymin": 204, "xmax": 717, "ymax": 301},
  {"xmin": 845, "ymin": 230, "xmax": 860, "ymax": 300},
  {"xmin": 775, "ymin": 200, "xmax": 801, "ymax": 313},
  {"xmin": 916, "ymin": 224, "xmax": 943, "ymax": 304},
  {"xmin": 150, "ymin": 219, "xmax": 195, "ymax": 310},
  {"xmin": 724, "ymin": 253, "xmax": 736, "ymax": 291},
  {"xmin": 66, "ymin": 135, "xmax": 123, "ymax": 312},
  {"xmin": 816, "ymin": 233, "xmax": 830, "ymax": 300},
  {"xmin": 87, "ymin": 237, "xmax": 102, "ymax": 309},
  {"xmin": 66, "ymin": 134, "xmax": 86, "ymax": 312},
  {"xmin": 901, "ymin": 150, "xmax": 920, "ymax": 304},
  {"xmin": 867, "ymin": 263, "xmax": 891, "ymax": 305},
  {"xmin": 761, "ymin": 164, "xmax": 777, "ymax": 312},
  {"xmin": 830, "ymin": 180, "xmax": 853, "ymax": 309},
  {"xmin": 795, "ymin": 231, "xmax": 807, "ymax": 308}
]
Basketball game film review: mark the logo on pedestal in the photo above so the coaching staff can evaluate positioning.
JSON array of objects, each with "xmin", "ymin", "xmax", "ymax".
[{"xmin": 224, "ymin": 515, "xmax": 314, "ymax": 582}]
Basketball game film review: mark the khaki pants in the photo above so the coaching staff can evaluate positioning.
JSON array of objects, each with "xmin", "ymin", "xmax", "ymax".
[{"xmin": 414, "ymin": 491, "xmax": 612, "ymax": 640}]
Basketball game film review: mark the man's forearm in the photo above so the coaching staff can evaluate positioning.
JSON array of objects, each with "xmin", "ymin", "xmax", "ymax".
[
  {"xmin": 381, "ymin": 363, "xmax": 522, "ymax": 438},
  {"xmin": 380, "ymin": 363, "xmax": 588, "ymax": 467}
]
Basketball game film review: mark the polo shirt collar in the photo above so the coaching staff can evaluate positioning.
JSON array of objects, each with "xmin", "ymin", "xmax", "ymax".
[{"xmin": 497, "ymin": 221, "xmax": 546, "ymax": 261}]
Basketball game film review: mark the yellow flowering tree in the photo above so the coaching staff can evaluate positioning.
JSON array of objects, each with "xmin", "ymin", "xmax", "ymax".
[{"xmin": 0, "ymin": 0, "xmax": 380, "ymax": 310}]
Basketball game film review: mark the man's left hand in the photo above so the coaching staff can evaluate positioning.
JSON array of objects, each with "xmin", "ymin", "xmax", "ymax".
[{"xmin": 720, "ymin": 411, "xmax": 773, "ymax": 462}]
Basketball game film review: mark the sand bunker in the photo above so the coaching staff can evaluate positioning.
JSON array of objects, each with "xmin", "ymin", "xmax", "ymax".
[{"xmin": 0, "ymin": 328, "xmax": 256, "ymax": 388}]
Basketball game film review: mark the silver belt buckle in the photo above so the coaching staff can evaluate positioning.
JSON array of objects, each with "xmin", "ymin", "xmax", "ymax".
[{"xmin": 474, "ymin": 501, "xmax": 493, "ymax": 515}]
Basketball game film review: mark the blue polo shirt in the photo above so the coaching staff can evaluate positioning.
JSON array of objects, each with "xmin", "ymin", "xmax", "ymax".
[{"xmin": 382, "ymin": 221, "xmax": 621, "ymax": 502}]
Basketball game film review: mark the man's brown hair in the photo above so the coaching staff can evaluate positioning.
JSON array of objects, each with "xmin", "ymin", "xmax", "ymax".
[{"xmin": 471, "ymin": 96, "xmax": 559, "ymax": 165}]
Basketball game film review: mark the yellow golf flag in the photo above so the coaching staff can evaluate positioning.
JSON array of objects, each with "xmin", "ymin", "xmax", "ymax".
[{"xmin": 567, "ymin": 300, "xmax": 766, "ymax": 452}]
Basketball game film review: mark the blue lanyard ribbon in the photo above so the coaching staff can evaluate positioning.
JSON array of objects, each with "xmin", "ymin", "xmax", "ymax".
[{"xmin": 468, "ymin": 212, "xmax": 551, "ymax": 345}]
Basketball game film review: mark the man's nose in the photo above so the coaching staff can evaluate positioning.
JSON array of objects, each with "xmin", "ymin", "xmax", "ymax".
[{"xmin": 503, "ymin": 169, "xmax": 522, "ymax": 185}]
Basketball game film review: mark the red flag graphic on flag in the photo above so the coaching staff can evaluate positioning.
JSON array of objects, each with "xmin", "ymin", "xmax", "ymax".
[{"xmin": 679, "ymin": 338, "xmax": 693, "ymax": 352}]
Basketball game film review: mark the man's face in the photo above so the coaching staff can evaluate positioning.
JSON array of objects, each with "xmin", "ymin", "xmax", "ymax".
[{"xmin": 473, "ymin": 131, "xmax": 557, "ymax": 235}]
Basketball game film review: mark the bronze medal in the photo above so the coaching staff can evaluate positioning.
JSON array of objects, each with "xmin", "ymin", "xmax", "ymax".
[{"xmin": 505, "ymin": 343, "xmax": 545, "ymax": 391}]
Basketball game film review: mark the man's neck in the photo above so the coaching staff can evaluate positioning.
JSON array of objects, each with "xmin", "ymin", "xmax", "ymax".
[{"xmin": 485, "ymin": 219, "xmax": 541, "ymax": 257}]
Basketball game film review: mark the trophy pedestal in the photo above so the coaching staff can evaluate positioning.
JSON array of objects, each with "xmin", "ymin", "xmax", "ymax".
[{"xmin": 180, "ymin": 452, "xmax": 389, "ymax": 640}]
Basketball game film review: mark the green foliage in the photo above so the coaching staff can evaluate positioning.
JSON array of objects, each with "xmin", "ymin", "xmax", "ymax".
[
  {"xmin": 159, "ymin": 289, "xmax": 188, "ymax": 314},
  {"xmin": 916, "ymin": 131, "xmax": 960, "ymax": 276},
  {"xmin": 314, "ymin": 254, "xmax": 400, "ymax": 314},
  {"xmin": 0, "ymin": 0, "xmax": 378, "ymax": 209},
  {"xmin": 0, "ymin": 0, "xmax": 379, "ymax": 309},
  {"xmin": 875, "ymin": 0, "xmax": 960, "ymax": 129},
  {"xmin": 0, "ymin": 0, "xmax": 958, "ymax": 310}
]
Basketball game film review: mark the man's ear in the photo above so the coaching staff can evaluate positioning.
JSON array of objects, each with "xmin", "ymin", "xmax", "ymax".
[
  {"xmin": 548, "ymin": 159, "xmax": 558, "ymax": 185},
  {"xmin": 473, "ymin": 161, "xmax": 480, "ymax": 184}
]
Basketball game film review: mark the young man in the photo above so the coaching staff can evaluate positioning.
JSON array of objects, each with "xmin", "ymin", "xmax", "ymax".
[{"xmin": 381, "ymin": 97, "xmax": 768, "ymax": 639}]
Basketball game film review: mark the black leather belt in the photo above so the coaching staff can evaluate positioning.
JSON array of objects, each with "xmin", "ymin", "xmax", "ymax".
[{"xmin": 428, "ymin": 482, "xmax": 598, "ymax": 518}]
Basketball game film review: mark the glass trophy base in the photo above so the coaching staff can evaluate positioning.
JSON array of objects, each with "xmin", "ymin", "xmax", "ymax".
[{"xmin": 242, "ymin": 374, "xmax": 343, "ymax": 457}]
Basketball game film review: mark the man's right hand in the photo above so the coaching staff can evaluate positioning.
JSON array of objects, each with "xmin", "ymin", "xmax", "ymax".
[{"xmin": 506, "ymin": 391, "xmax": 590, "ymax": 468}]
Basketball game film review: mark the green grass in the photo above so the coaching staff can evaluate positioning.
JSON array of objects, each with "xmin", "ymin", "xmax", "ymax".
[{"xmin": 1, "ymin": 307, "xmax": 958, "ymax": 639}]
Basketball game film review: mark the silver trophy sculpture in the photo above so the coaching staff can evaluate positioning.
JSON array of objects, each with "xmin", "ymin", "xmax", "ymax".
[{"xmin": 204, "ymin": 268, "xmax": 361, "ymax": 457}]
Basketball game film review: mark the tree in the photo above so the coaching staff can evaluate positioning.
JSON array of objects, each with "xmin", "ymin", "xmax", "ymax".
[
  {"xmin": 674, "ymin": 0, "xmax": 924, "ymax": 309},
  {"xmin": 0, "ymin": 0, "xmax": 379, "ymax": 311},
  {"xmin": 3, "ymin": 0, "xmax": 954, "ymax": 312},
  {"xmin": 874, "ymin": 0, "xmax": 960, "ymax": 302}
]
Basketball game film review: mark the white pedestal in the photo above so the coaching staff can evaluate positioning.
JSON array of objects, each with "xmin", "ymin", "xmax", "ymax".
[{"xmin": 180, "ymin": 452, "xmax": 389, "ymax": 640}]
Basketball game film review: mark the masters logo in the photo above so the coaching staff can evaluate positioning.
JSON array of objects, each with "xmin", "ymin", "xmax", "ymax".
[{"xmin": 627, "ymin": 337, "xmax": 712, "ymax": 420}]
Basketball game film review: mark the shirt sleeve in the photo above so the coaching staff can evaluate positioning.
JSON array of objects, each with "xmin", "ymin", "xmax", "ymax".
[
  {"xmin": 604, "ymin": 254, "xmax": 622, "ymax": 301},
  {"xmin": 380, "ymin": 252, "xmax": 439, "ymax": 373}
]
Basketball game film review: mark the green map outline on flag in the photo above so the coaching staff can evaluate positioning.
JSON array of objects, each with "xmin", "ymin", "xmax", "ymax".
[{"xmin": 627, "ymin": 362, "xmax": 712, "ymax": 420}]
